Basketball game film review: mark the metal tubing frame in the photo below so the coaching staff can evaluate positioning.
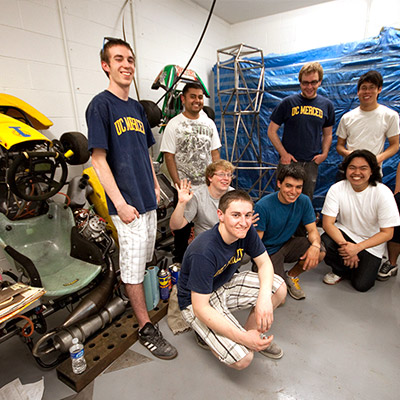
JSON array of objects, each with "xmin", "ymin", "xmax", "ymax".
[{"xmin": 217, "ymin": 44, "xmax": 276, "ymax": 199}]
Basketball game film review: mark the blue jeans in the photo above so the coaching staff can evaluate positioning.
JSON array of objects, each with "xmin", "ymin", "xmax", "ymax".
[{"xmin": 321, "ymin": 231, "xmax": 381, "ymax": 292}]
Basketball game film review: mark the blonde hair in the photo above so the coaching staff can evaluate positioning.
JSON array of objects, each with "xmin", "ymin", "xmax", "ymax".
[
  {"xmin": 205, "ymin": 160, "xmax": 235, "ymax": 186},
  {"xmin": 298, "ymin": 62, "xmax": 323, "ymax": 82}
]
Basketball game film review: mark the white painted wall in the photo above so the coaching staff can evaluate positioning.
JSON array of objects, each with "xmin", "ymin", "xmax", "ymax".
[
  {"xmin": 1, "ymin": 0, "xmax": 399, "ymax": 142},
  {"xmin": 230, "ymin": 0, "xmax": 400, "ymax": 56},
  {"xmin": 0, "ymin": 0, "xmax": 230, "ymax": 142}
]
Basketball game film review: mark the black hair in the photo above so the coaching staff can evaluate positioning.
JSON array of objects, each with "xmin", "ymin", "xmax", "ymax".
[
  {"xmin": 341, "ymin": 149, "xmax": 382, "ymax": 186},
  {"xmin": 277, "ymin": 164, "xmax": 307, "ymax": 184},
  {"xmin": 182, "ymin": 82, "xmax": 204, "ymax": 96},
  {"xmin": 357, "ymin": 70, "xmax": 383, "ymax": 91}
]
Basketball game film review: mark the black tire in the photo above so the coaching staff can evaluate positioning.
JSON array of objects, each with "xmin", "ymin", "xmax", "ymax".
[
  {"xmin": 60, "ymin": 131, "xmax": 90, "ymax": 165},
  {"xmin": 140, "ymin": 100, "xmax": 162, "ymax": 128},
  {"xmin": 203, "ymin": 106, "xmax": 215, "ymax": 121}
]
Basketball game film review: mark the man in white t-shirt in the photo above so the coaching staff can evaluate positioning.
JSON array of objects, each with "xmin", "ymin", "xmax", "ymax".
[
  {"xmin": 160, "ymin": 82, "xmax": 221, "ymax": 189},
  {"xmin": 321, "ymin": 150, "xmax": 400, "ymax": 292},
  {"xmin": 160, "ymin": 82, "xmax": 221, "ymax": 261},
  {"xmin": 336, "ymin": 70, "xmax": 399, "ymax": 166}
]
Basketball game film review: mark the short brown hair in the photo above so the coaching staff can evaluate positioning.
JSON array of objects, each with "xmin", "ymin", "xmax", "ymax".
[
  {"xmin": 100, "ymin": 38, "xmax": 135, "ymax": 77},
  {"xmin": 218, "ymin": 190, "xmax": 253, "ymax": 213},
  {"xmin": 205, "ymin": 160, "xmax": 235, "ymax": 186},
  {"xmin": 298, "ymin": 62, "xmax": 323, "ymax": 82}
]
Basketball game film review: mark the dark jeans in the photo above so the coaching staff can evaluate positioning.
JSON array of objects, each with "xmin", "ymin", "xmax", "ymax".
[
  {"xmin": 172, "ymin": 186, "xmax": 192, "ymax": 263},
  {"xmin": 321, "ymin": 231, "xmax": 381, "ymax": 292}
]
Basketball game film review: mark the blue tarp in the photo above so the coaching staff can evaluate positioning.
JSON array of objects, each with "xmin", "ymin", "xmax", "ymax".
[{"xmin": 213, "ymin": 27, "xmax": 400, "ymax": 209}]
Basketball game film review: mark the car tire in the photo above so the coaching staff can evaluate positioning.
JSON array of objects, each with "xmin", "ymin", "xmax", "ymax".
[
  {"xmin": 140, "ymin": 100, "xmax": 162, "ymax": 128},
  {"xmin": 60, "ymin": 132, "xmax": 90, "ymax": 165},
  {"xmin": 203, "ymin": 106, "xmax": 215, "ymax": 121}
]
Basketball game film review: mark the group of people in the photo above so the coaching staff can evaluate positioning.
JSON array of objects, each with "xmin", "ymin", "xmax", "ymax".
[{"xmin": 85, "ymin": 38, "xmax": 400, "ymax": 370}]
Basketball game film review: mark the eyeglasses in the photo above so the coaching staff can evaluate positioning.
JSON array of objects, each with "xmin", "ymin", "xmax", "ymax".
[
  {"xmin": 300, "ymin": 80, "xmax": 320, "ymax": 87},
  {"xmin": 214, "ymin": 172, "xmax": 234, "ymax": 179}
]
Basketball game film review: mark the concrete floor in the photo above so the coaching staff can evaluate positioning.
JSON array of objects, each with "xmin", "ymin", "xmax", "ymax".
[{"xmin": 1, "ymin": 260, "xmax": 399, "ymax": 400}]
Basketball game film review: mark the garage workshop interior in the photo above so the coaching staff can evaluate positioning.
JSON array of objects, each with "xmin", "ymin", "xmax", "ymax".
[{"xmin": 0, "ymin": 1, "xmax": 399, "ymax": 399}]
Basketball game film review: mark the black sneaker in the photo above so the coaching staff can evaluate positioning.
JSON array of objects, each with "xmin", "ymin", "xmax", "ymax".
[
  {"xmin": 377, "ymin": 261, "xmax": 398, "ymax": 281},
  {"xmin": 138, "ymin": 323, "xmax": 178, "ymax": 360}
]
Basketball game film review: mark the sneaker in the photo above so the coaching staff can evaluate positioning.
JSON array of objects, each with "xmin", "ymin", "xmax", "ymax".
[
  {"xmin": 377, "ymin": 260, "xmax": 398, "ymax": 281},
  {"xmin": 139, "ymin": 323, "xmax": 178, "ymax": 360},
  {"xmin": 285, "ymin": 273, "xmax": 305, "ymax": 300},
  {"xmin": 259, "ymin": 341, "xmax": 283, "ymax": 359},
  {"xmin": 323, "ymin": 272, "xmax": 342, "ymax": 285},
  {"xmin": 194, "ymin": 332, "xmax": 210, "ymax": 351}
]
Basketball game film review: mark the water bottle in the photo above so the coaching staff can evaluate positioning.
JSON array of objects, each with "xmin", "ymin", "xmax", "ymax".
[{"xmin": 69, "ymin": 337, "xmax": 87, "ymax": 374}]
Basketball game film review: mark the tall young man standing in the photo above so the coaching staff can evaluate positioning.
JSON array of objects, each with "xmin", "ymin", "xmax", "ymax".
[{"xmin": 86, "ymin": 38, "xmax": 177, "ymax": 360}]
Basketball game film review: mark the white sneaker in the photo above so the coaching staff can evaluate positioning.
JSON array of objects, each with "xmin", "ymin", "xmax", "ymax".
[{"xmin": 323, "ymin": 272, "xmax": 342, "ymax": 285}]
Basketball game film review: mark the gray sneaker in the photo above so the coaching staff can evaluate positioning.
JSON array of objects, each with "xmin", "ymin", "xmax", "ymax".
[
  {"xmin": 139, "ymin": 323, "xmax": 178, "ymax": 360},
  {"xmin": 286, "ymin": 272, "xmax": 305, "ymax": 300},
  {"xmin": 259, "ymin": 341, "xmax": 283, "ymax": 359},
  {"xmin": 377, "ymin": 260, "xmax": 398, "ymax": 281},
  {"xmin": 195, "ymin": 332, "xmax": 210, "ymax": 351}
]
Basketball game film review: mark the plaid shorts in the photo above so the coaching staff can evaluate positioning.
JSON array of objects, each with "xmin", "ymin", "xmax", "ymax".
[
  {"xmin": 181, "ymin": 271, "xmax": 284, "ymax": 365},
  {"xmin": 111, "ymin": 210, "xmax": 156, "ymax": 284}
]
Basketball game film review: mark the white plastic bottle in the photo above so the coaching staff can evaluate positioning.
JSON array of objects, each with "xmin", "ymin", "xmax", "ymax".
[{"xmin": 69, "ymin": 337, "xmax": 87, "ymax": 374}]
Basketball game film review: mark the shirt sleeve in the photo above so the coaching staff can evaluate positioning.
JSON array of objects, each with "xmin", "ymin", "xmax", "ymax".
[
  {"xmin": 86, "ymin": 99, "xmax": 110, "ymax": 152},
  {"xmin": 184, "ymin": 195, "xmax": 198, "ymax": 223},
  {"xmin": 386, "ymin": 111, "xmax": 400, "ymax": 138},
  {"xmin": 210, "ymin": 120, "xmax": 222, "ymax": 150},
  {"xmin": 321, "ymin": 184, "xmax": 340, "ymax": 218},
  {"xmin": 301, "ymin": 196, "xmax": 317, "ymax": 226},
  {"xmin": 245, "ymin": 225, "xmax": 267, "ymax": 258},
  {"xmin": 160, "ymin": 118, "xmax": 177, "ymax": 154},
  {"xmin": 377, "ymin": 185, "xmax": 400, "ymax": 228},
  {"xmin": 336, "ymin": 115, "xmax": 348, "ymax": 139},
  {"xmin": 186, "ymin": 253, "xmax": 216, "ymax": 295},
  {"xmin": 270, "ymin": 101, "xmax": 286, "ymax": 126},
  {"xmin": 254, "ymin": 200, "xmax": 268, "ymax": 233},
  {"xmin": 323, "ymin": 101, "xmax": 335, "ymax": 128}
]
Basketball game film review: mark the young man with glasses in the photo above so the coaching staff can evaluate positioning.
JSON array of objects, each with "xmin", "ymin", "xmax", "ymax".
[
  {"xmin": 170, "ymin": 160, "xmax": 235, "ymax": 237},
  {"xmin": 336, "ymin": 70, "xmax": 399, "ymax": 166},
  {"xmin": 267, "ymin": 62, "xmax": 335, "ymax": 200},
  {"xmin": 86, "ymin": 38, "xmax": 177, "ymax": 360}
]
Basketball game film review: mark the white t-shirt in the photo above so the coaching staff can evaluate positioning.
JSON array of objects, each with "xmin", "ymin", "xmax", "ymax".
[
  {"xmin": 322, "ymin": 180, "xmax": 400, "ymax": 258},
  {"xmin": 184, "ymin": 185, "xmax": 233, "ymax": 236},
  {"xmin": 160, "ymin": 111, "xmax": 221, "ymax": 187},
  {"xmin": 336, "ymin": 104, "xmax": 399, "ymax": 156}
]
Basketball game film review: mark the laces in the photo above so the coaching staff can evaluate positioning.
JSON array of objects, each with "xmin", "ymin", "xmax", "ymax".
[{"xmin": 290, "ymin": 276, "xmax": 301, "ymax": 290}]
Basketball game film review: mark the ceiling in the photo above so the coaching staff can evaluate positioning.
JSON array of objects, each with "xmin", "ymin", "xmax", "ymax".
[{"xmin": 191, "ymin": 0, "xmax": 334, "ymax": 24}]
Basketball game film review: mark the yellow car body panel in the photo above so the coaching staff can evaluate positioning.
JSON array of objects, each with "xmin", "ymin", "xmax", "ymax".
[
  {"xmin": 0, "ymin": 93, "xmax": 53, "ymax": 130},
  {"xmin": 0, "ymin": 113, "xmax": 50, "ymax": 150}
]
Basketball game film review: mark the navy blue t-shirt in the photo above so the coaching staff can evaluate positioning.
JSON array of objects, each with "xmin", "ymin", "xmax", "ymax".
[
  {"xmin": 270, "ymin": 93, "xmax": 335, "ymax": 161},
  {"xmin": 177, "ymin": 224, "xmax": 265, "ymax": 310},
  {"xmin": 254, "ymin": 192, "xmax": 315, "ymax": 254},
  {"xmin": 86, "ymin": 90, "xmax": 157, "ymax": 215}
]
